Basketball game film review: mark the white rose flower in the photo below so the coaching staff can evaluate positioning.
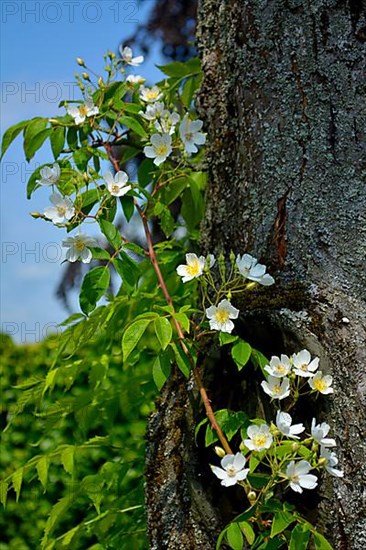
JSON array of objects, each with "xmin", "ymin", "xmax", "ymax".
[
  {"xmin": 275, "ymin": 411, "xmax": 305, "ymax": 439},
  {"xmin": 235, "ymin": 254, "xmax": 274, "ymax": 286},
  {"xmin": 264, "ymin": 354, "xmax": 291, "ymax": 378},
  {"xmin": 261, "ymin": 376, "xmax": 290, "ymax": 400},
  {"xmin": 104, "ymin": 170, "xmax": 131, "ymax": 197},
  {"xmin": 139, "ymin": 85, "xmax": 163, "ymax": 103},
  {"xmin": 308, "ymin": 371, "xmax": 334, "ymax": 395},
  {"xmin": 143, "ymin": 133, "xmax": 172, "ymax": 166},
  {"xmin": 292, "ymin": 349, "xmax": 319, "ymax": 377},
  {"xmin": 140, "ymin": 102, "xmax": 166, "ymax": 121},
  {"xmin": 62, "ymin": 233, "xmax": 97, "ymax": 264},
  {"xmin": 211, "ymin": 452, "xmax": 250, "ymax": 487},
  {"xmin": 311, "ymin": 419, "xmax": 336, "ymax": 448},
  {"xmin": 243, "ymin": 424, "xmax": 273, "ymax": 451},
  {"xmin": 44, "ymin": 193, "xmax": 75, "ymax": 225},
  {"xmin": 320, "ymin": 446, "xmax": 344, "ymax": 478},
  {"xmin": 36, "ymin": 163, "xmax": 60, "ymax": 186},
  {"xmin": 179, "ymin": 114, "xmax": 206, "ymax": 154},
  {"xmin": 119, "ymin": 45, "xmax": 144, "ymax": 66},
  {"xmin": 126, "ymin": 74, "xmax": 146, "ymax": 85},
  {"xmin": 67, "ymin": 100, "xmax": 99, "ymax": 125},
  {"xmin": 154, "ymin": 111, "xmax": 180, "ymax": 135},
  {"xmin": 286, "ymin": 460, "xmax": 318, "ymax": 493},
  {"xmin": 205, "ymin": 299, "xmax": 239, "ymax": 334}
]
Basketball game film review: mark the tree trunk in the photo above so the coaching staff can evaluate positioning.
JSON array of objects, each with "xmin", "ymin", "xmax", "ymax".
[{"xmin": 146, "ymin": 1, "xmax": 366, "ymax": 548}]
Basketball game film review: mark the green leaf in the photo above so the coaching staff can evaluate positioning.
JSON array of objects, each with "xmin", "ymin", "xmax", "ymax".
[
  {"xmin": 79, "ymin": 267, "xmax": 110, "ymax": 315},
  {"xmin": 251, "ymin": 348, "xmax": 269, "ymax": 376},
  {"xmin": 122, "ymin": 318, "xmax": 152, "ymax": 361},
  {"xmin": 67, "ymin": 126, "xmax": 78, "ymax": 149},
  {"xmin": 120, "ymin": 195, "xmax": 134, "ymax": 221},
  {"xmin": 61, "ymin": 446, "xmax": 75, "ymax": 475},
  {"xmin": 205, "ymin": 409, "xmax": 249, "ymax": 446},
  {"xmin": 181, "ymin": 74, "xmax": 202, "ymax": 108},
  {"xmin": 289, "ymin": 524, "xmax": 310, "ymax": 550},
  {"xmin": 231, "ymin": 340, "xmax": 252, "ymax": 370},
  {"xmin": 0, "ymin": 480, "xmax": 9, "ymax": 507},
  {"xmin": 239, "ymin": 521, "xmax": 255, "ymax": 545},
  {"xmin": 36, "ymin": 456, "xmax": 49, "ymax": 489},
  {"xmin": 172, "ymin": 312, "xmax": 190, "ymax": 333},
  {"xmin": 219, "ymin": 333, "xmax": 239, "ymax": 346},
  {"xmin": 152, "ymin": 353, "xmax": 171, "ymax": 390},
  {"xmin": 171, "ymin": 342, "xmax": 191, "ymax": 378},
  {"xmin": 42, "ymin": 496, "xmax": 73, "ymax": 548},
  {"xmin": 99, "ymin": 218, "xmax": 122, "ymax": 250},
  {"xmin": 157, "ymin": 57, "xmax": 201, "ymax": 78},
  {"xmin": 161, "ymin": 176, "xmax": 188, "ymax": 205},
  {"xmin": 113, "ymin": 251, "xmax": 140, "ymax": 289},
  {"xmin": 271, "ymin": 511, "xmax": 296, "ymax": 537},
  {"xmin": 226, "ymin": 523, "xmax": 244, "ymax": 550},
  {"xmin": 119, "ymin": 115, "xmax": 147, "ymax": 138},
  {"xmin": 50, "ymin": 126, "xmax": 65, "ymax": 158},
  {"xmin": 138, "ymin": 158, "xmax": 156, "ymax": 187},
  {"xmin": 73, "ymin": 147, "xmax": 92, "ymax": 171},
  {"xmin": 313, "ymin": 531, "xmax": 334, "ymax": 550},
  {"xmin": 1, "ymin": 120, "xmax": 29, "ymax": 159},
  {"xmin": 90, "ymin": 247, "xmax": 111, "ymax": 260},
  {"xmin": 12, "ymin": 468, "xmax": 23, "ymax": 502},
  {"xmin": 154, "ymin": 317, "xmax": 173, "ymax": 350},
  {"xmin": 23, "ymin": 118, "xmax": 49, "ymax": 160}
]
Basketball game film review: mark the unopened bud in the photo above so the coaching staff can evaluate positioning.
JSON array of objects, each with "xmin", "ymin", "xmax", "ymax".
[
  {"xmin": 248, "ymin": 490, "xmax": 256, "ymax": 502},
  {"xmin": 229, "ymin": 250, "xmax": 236, "ymax": 264},
  {"xmin": 30, "ymin": 212, "xmax": 42, "ymax": 218},
  {"xmin": 245, "ymin": 282, "xmax": 257, "ymax": 291},
  {"xmin": 98, "ymin": 76, "xmax": 104, "ymax": 88},
  {"xmin": 311, "ymin": 442, "xmax": 319, "ymax": 453},
  {"xmin": 227, "ymin": 290, "xmax": 232, "ymax": 301},
  {"xmin": 270, "ymin": 423, "xmax": 280, "ymax": 436},
  {"xmin": 291, "ymin": 442, "xmax": 300, "ymax": 452},
  {"xmin": 82, "ymin": 72, "xmax": 90, "ymax": 81},
  {"xmin": 48, "ymin": 118, "xmax": 60, "ymax": 125},
  {"xmin": 239, "ymin": 441, "xmax": 246, "ymax": 452},
  {"xmin": 105, "ymin": 65, "xmax": 112, "ymax": 73},
  {"xmin": 214, "ymin": 446, "xmax": 226, "ymax": 458},
  {"xmin": 82, "ymin": 172, "xmax": 89, "ymax": 183},
  {"xmin": 76, "ymin": 57, "xmax": 85, "ymax": 67},
  {"xmin": 318, "ymin": 457, "xmax": 327, "ymax": 466}
]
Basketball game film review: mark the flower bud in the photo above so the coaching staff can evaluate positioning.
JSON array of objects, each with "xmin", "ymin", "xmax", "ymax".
[
  {"xmin": 245, "ymin": 282, "xmax": 257, "ymax": 291},
  {"xmin": 48, "ymin": 118, "xmax": 60, "ymax": 125},
  {"xmin": 82, "ymin": 172, "xmax": 89, "ymax": 183},
  {"xmin": 291, "ymin": 442, "xmax": 300, "ymax": 452},
  {"xmin": 105, "ymin": 65, "xmax": 112, "ymax": 73},
  {"xmin": 227, "ymin": 290, "xmax": 232, "ymax": 301},
  {"xmin": 239, "ymin": 441, "xmax": 246, "ymax": 452},
  {"xmin": 270, "ymin": 423, "xmax": 280, "ymax": 436},
  {"xmin": 82, "ymin": 72, "xmax": 90, "ymax": 81},
  {"xmin": 248, "ymin": 491, "xmax": 256, "ymax": 502},
  {"xmin": 214, "ymin": 446, "xmax": 226, "ymax": 458},
  {"xmin": 76, "ymin": 57, "xmax": 85, "ymax": 67},
  {"xmin": 98, "ymin": 77, "xmax": 104, "ymax": 88},
  {"xmin": 30, "ymin": 212, "xmax": 42, "ymax": 218},
  {"xmin": 229, "ymin": 250, "xmax": 236, "ymax": 264},
  {"xmin": 311, "ymin": 442, "xmax": 319, "ymax": 453},
  {"xmin": 318, "ymin": 457, "xmax": 327, "ymax": 466}
]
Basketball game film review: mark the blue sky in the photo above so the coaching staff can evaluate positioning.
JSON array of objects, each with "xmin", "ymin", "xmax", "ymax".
[{"xmin": 1, "ymin": 0, "xmax": 164, "ymax": 343}]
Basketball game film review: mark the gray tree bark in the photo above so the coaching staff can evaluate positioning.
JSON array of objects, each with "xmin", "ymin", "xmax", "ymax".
[{"xmin": 146, "ymin": 1, "xmax": 366, "ymax": 548}]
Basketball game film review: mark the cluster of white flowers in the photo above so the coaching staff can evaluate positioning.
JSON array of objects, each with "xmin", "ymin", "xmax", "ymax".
[
  {"xmin": 261, "ymin": 349, "xmax": 333, "ymax": 399},
  {"xmin": 212, "ymin": 412, "xmax": 343, "ymax": 493}
]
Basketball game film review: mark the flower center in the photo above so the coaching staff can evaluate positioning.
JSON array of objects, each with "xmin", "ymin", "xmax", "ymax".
[
  {"xmin": 155, "ymin": 144, "xmax": 168, "ymax": 156},
  {"xmin": 185, "ymin": 131, "xmax": 193, "ymax": 141},
  {"xmin": 253, "ymin": 435, "xmax": 267, "ymax": 447},
  {"xmin": 275, "ymin": 364, "xmax": 286, "ymax": 373},
  {"xmin": 147, "ymin": 90, "xmax": 159, "ymax": 100},
  {"xmin": 272, "ymin": 384, "xmax": 282, "ymax": 395},
  {"xmin": 79, "ymin": 105, "xmax": 88, "ymax": 116},
  {"xmin": 111, "ymin": 184, "xmax": 120, "ymax": 194},
  {"xmin": 215, "ymin": 309, "xmax": 230, "ymax": 324},
  {"xmin": 57, "ymin": 206, "xmax": 67, "ymax": 216},
  {"xmin": 226, "ymin": 465, "xmax": 237, "ymax": 477},
  {"xmin": 75, "ymin": 239, "xmax": 85, "ymax": 252},
  {"xmin": 314, "ymin": 378, "xmax": 327, "ymax": 391},
  {"xmin": 186, "ymin": 260, "xmax": 200, "ymax": 276},
  {"xmin": 299, "ymin": 363, "xmax": 308, "ymax": 371}
]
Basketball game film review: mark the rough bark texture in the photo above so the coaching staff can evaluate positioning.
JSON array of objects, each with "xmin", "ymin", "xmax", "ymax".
[{"xmin": 146, "ymin": 1, "xmax": 366, "ymax": 548}]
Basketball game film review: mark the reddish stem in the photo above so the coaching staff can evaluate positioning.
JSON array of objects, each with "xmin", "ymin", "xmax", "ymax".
[{"xmin": 104, "ymin": 142, "xmax": 232, "ymax": 455}]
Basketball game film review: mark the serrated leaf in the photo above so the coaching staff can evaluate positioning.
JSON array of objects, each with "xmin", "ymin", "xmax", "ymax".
[
  {"xmin": 271, "ymin": 511, "xmax": 296, "ymax": 537},
  {"xmin": 36, "ymin": 456, "xmax": 49, "ymax": 489},
  {"xmin": 61, "ymin": 447, "xmax": 75, "ymax": 475},
  {"xmin": 12, "ymin": 468, "xmax": 23, "ymax": 502},
  {"xmin": 61, "ymin": 525, "xmax": 79, "ymax": 546},
  {"xmin": 289, "ymin": 524, "xmax": 310, "ymax": 550},
  {"xmin": 119, "ymin": 115, "xmax": 147, "ymax": 138},
  {"xmin": 122, "ymin": 318, "xmax": 151, "ymax": 361},
  {"xmin": 0, "ymin": 480, "xmax": 9, "ymax": 507},
  {"xmin": 231, "ymin": 340, "xmax": 252, "ymax": 370},
  {"xmin": 152, "ymin": 354, "xmax": 171, "ymax": 390},
  {"xmin": 154, "ymin": 317, "xmax": 172, "ymax": 350},
  {"xmin": 43, "ymin": 368, "xmax": 58, "ymax": 395},
  {"xmin": 1, "ymin": 120, "xmax": 29, "ymax": 159},
  {"xmin": 239, "ymin": 521, "xmax": 255, "ymax": 545},
  {"xmin": 99, "ymin": 218, "xmax": 122, "ymax": 250},
  {"xmin": 50, "ymin": 126, "xmax": 65, "ymax": 158},
  {"xmin": 79, "ymin": 267, "xmax": 110, "ymax": 315},
  {"xmin": 42, "ymin": 496, "xmax": 72, "ymax": 548},
  {"xmin": 226, "ymin": 522, "xmax": 244, "ymax": 550}
]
